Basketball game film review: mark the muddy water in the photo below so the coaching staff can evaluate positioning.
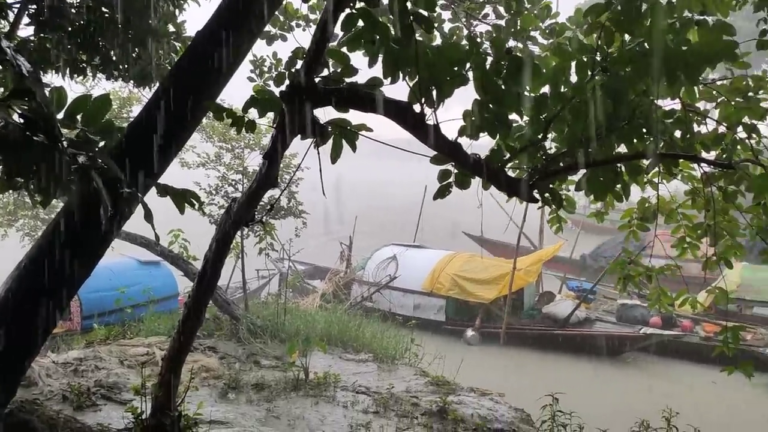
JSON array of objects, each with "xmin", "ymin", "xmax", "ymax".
[{"xmin": 417, "ymin": 329, "xmax": 768, "ymax": 431}]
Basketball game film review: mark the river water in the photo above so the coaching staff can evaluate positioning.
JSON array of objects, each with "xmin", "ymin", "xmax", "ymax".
[{"xmin": 1, "ymin": 137, "xmax": 767, "ymax": 430}]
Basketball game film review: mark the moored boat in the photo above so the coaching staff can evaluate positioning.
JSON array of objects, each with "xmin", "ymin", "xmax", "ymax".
[
  {"xmin": 463, "ymin": 231, "xmax": 719, "ymax": 294},
  {"xmin": 277, "ymin": 242, "xmax": 768, "ymax": 370}
]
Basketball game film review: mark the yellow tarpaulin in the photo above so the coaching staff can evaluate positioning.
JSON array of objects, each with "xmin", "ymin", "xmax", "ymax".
[
  {"xmin": 422, "ymin": 241, "xmax": 566, "ymax": 303},
  {"xmin": 675, "ymin": 261, "xmax": 742, "ymax": 313}
]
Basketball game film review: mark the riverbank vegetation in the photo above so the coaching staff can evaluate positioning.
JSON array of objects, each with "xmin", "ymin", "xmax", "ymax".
[{"xmin": 49, "ymin": 298, "xmax": 420, "ymax": 365}]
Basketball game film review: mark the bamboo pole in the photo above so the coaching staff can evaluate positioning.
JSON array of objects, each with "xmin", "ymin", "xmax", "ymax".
[
  {"xmin": 500, "ymin": 202, "xmax": 530, "ymax": 345},
  {"xmin": 557, "ymin": 219, "xmax": 584, "ymax": 294},
  {"xmin": 536, "ymin": 207, "xmax": 546, "ymax": 293},
  {"xmin": 413, "ymin": 185, "xmax": 428, "ymax": 243}
]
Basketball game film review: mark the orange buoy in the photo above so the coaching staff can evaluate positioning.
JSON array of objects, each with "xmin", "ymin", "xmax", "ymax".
[
  {"xmin": 680, "ymin": 319, "xmax": 695, "ymax": 333},
  {"xmin": 649, "ymin": 316, "xmax": 663, "ymax": 328}
]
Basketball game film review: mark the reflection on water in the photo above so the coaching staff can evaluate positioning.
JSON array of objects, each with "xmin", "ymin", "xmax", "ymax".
[{"xmin": 416, "ymin": 329, "xmax": 768, "ymax": 431}]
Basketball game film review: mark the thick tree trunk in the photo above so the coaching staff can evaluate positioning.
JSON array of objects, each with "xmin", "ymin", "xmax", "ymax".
[
  {"xmin": 146, "ymin": 0, "xmax": 351, "ymax": 427},
  {"xmin": 0, "ymin": 0, "xmax": 282, "ymax": 413},
  {"xmin": 115, "ymin": 230, "xmax": 241, "ymax": 323}
]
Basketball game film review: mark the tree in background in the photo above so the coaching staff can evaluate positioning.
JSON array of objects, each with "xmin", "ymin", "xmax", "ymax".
[{"xmin": 178, "ymin": 107, "xmax": 308, "ymax": 309}]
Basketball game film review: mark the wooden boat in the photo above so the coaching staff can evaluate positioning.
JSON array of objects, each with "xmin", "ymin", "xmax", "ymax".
[
  {"xmin": 273, "ymin": 243, "xmax": 768, "ymax": 370},
  {"xmin": 463, "ymin": 231, "xmax": 719, "ymax": 294}
]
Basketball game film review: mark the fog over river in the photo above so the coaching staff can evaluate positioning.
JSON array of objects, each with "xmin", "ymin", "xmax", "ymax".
[{"xmin": 2, "ymin": 137, "xmax": 767, "ymax": 430}]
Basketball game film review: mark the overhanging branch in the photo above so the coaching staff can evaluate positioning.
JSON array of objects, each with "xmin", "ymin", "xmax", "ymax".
[
  {"xmin": 311, "ymin": 84, "xmax": 539, "ymax": 203},
  {"xmin": 533, "ymin": 152, "xmax": 753, "ymax": 184}
]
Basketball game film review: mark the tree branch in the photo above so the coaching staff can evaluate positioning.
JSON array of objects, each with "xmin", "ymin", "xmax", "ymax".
[
  {"xmin": 310, "ymin": 84, "xmax": 539, "ymax": 203},
  {"xmin": 533, "ymin": 151, "xmax": 750, "ymax": 185},
  {"xmin": 5, "ymin": 0, "xmax": 29, "ymax": 39},
  {"xmin": 115, "ymin": 230, "xmax": 241, "ymax": 323},
  {"xmin": 146, "ymin": 0, "xmax": 353, "ymax": 427}
]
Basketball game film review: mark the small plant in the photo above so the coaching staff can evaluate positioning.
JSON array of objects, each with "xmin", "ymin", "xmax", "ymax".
[
  {"xmin": 124, "ymin": 364, "xmax": 204, "ymax": 431},
  {"xmin": 536, "ymin": 393, "xmax": 585, "ymax": 432},
  {"xmin": 307, "ymin": 370, "xmax": 342, "ymax": 396},
  {"xmin": 62, "ymin": 382, "xmax": 99, "ymax": 411},
  {"xmin": 286, "ymin": 335, "xmax": 328, "ymax": 388},
  {"xmin": 167, "ymin": 228, "xmax": 199, "ymax": 262},
  {"xmin": 419, "ymin": 370, "xmax": 458, "ymax": 394}
]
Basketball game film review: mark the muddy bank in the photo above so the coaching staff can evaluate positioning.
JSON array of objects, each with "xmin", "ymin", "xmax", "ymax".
[{"xmin": 18, "ymin": 336, "xmax": 535, "ymax": 431}]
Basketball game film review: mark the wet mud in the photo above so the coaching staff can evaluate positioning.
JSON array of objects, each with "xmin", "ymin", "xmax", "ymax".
[{"xmin": 18, "ymin": 337, "xmax": 535, "ymax": 431}]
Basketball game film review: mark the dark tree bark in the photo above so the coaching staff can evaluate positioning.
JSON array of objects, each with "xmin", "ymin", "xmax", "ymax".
[
  {"xmin": 146, "ymin": 0, "xmax": 352, "ymax": 427},
  {"xmin": 0, "ymin": 0, "xmax": 282, "ymax": 413},
  {"xmin": 115, "ymin": 230, "xmax": 242, "ymax": 323}
]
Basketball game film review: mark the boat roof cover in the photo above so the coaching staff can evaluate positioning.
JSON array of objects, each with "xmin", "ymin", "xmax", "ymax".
[{"xmin": 421, "ymin": 241, "xmax": 565, "ymax": 303}]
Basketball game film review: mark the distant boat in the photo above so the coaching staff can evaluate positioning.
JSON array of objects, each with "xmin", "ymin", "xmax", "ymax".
[
  {"xmin": 53, "ymin": 256, "xmax": 182, "ymax": 334},
  {"xmin": 565, "ymin": 209, "xmax": 674, "ymax": 236},
  {"xmin": 462, "ymin": 231, "xmax": 720, "ymax": 294}
]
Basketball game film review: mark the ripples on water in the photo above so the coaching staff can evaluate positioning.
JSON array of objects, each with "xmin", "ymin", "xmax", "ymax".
[{"xmin": 417, "ymin": 328, "xmax": 768, "ymax": 431}]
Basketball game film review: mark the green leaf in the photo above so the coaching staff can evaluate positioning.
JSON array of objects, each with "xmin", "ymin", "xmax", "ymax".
[
  {"xmin": 81, "ymin": 93, "xmax": 113, "ymax": 128},
  {"xmin": 454, "ymin": 171, "xmax": 472, "ymax": 190},
  {"xmin": 327, "ymin": 47, "xmax": 352, "ymax": 66},
  {"xmin": 411, "ymin": 12, "xmax": 435, "ymax": 34},
  {"xmin": 62, "ymin": 94, "xmax": 93, "ymax": 123},
  {"xmin": 49, "ymin": 86, "xmax": 68, "ymax": 115},
  {"xmin": 756, "ymin": 39, "xmax": 768, "ymax": 51},
  {"xmin": 437, "ymin": 168, "xmax": 453, "ymax": 184},
  {"xmin": 340, "ymin": 12, "xmax": 359, "ymax": 33},
  {"xmin": 433, "ymin": 182, "xmax": 453, "ymax": 200},
  {"xmin": 330, "ymin": 135, "xmax": 344, "ymax": 164},
  {"xmin": 155, "ymin": 183, "xmax": 204, "ymax": 215},
  {"xmin": 429, "ymin": 153, "xmax": 452, "ymax": 166}
]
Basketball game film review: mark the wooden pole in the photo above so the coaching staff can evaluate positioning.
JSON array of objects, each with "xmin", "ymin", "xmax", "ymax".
[
  {"xmin": 413, "ymin": 185, "xmax": 428, "ymax": 243},
  {"xmin": 557, "ymin": 219, "xmax": 585, "ymax": 294},
  {"xmin": 536, "ymin": 207, "xmax": 546, "ymax": 293},
  {"xmin": 500, "ymin": 202, "xmax": 530, "ymax": 345}
]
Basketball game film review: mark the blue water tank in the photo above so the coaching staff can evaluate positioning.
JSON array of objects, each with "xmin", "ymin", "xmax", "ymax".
[{"xmin": 78, "ymin": 256, "xmax": 180, "ymax": 330}]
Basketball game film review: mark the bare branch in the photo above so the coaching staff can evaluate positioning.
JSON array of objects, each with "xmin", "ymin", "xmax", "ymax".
[
  {"xmin": 533, "ymin": 151, "xmax": 754, "ymax": 184},
  {"xmin": 310, "ymin": 84, "xmax": 539, "ymax": 203}
]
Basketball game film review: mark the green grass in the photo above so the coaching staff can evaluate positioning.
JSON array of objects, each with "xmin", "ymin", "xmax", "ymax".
[
  {"xmin": 241, "ymin": 299, "xmax": 420, "ymax": 364},
  {"xmin": 50, "ymin": 299, "xmax": 420, "ymax": 365}
]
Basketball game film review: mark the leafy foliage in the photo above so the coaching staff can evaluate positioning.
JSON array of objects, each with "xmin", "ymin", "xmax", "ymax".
[
  {"xmin": 0, "ymin": 87, "xmax": 202, "ymax": 243},
  {"xmin": 243, "ymin": 0, "xmax": 768, "ymax": 284},
  {"xmin": 8, "ymin": 0, "xmax": 195, "ymax": 87},
  {"xmin": 178, "ymin": 105, "xmax": 308, "ymax": 255}
]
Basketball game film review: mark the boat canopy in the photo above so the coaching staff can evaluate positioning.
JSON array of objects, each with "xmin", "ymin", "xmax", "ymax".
[
  {"xmin": 422, "ymin": 241, "xmax": 565, "ymax": 303},
  {"xmin": 676, "ymin": 262, "xmax": 768, "ymax": 313}
]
